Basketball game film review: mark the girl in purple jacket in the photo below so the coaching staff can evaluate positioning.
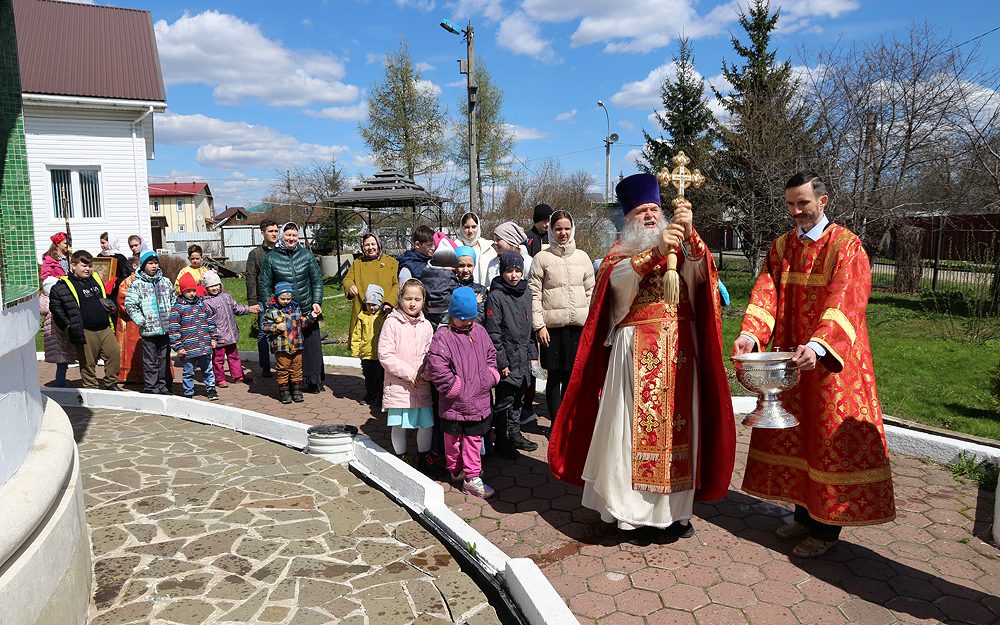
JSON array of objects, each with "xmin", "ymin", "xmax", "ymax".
[
  {"xmin": 426, "ymin": 286, "xmax": 501, "ymax": 498},
  {"xmin": 202, "ymin": 271, "xmax": 260, "ymax": 387}
]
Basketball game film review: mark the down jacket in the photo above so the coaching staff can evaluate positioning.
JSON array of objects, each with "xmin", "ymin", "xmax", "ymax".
[
  {"xmin": 124, "ymin": 269, "xmax": 175, "ymax": 337},
  {"xmin": 378, "ymin": 309, "xmax": 434, "ymax": 410},
  {"xmin": 485, "ymin": 277, "xmax": 537, "ymax": 387},
  {"xmin": 40, "ymin": 291, "xmax": 77, "ymax": 363},
  {"xmin": 426, "ymin": 322, "xmax": 500, "ymax": 422},
  {"xmin": 202, "ymin": 290, "xmax": 250, "ymax": 346},
  {"xmin": 527, "ymin": 236, "xmax": 595, "ymax": 331},
  {"xmin": 259, "ymin": 239, "xmax": 324, "ymax": 310},
  {"xmin": 49, "ymin": 274, "xmax": 112, "ymax": 345},
  {"xmin": 168, "ymin": 296, "xmax": 219, "ymax": 358}
]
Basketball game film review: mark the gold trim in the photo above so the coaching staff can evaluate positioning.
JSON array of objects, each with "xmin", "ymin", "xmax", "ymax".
[
  {"xmin": 821, "ymin": 308, "xmax": 856, "ymax": 344},
  {"xmin": 739, "ymin": 489, "xmax": 897, "ymax": 527},
  {"xmin": 810, "ymin": 336, "xmax": 844, "ymax": 369},
  {"xmin": 748, "ymin": 449, "xmax": 892, "ymax": 485},
  {"xmin": 745, "ymin": 303, "xmax": 775, "ymax": 332},
  {"xmin": 777, "ymin": 227, "xmax": 855, "ymax": 288}
]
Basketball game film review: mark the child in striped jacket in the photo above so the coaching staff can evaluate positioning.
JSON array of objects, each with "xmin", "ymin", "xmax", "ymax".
[{"xmin": 168, "ymin": 272, "xmax": 220, "ymax": 400}]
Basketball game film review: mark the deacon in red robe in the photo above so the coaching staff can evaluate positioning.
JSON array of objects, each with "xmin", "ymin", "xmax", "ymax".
[
  {"xmin": 733, "ymin": 171, "xmax": 895, "ymax": 559},
  {"xmin": 549, "ymin": 173, "xmax": 736, "ymax": 546}
]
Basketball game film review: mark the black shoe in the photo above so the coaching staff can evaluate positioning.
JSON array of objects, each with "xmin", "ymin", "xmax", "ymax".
[
  {"xmin": 290, "ymin": 383, "xmax": 304, "ymax": 403},
  {"xmin": 102, "ymin": 383, "xmax": 123, "ymax": 392},
  {"xmin": 306, "ymin": 382, "xmax": 322, "ymax": 394},
  {"xmin": 510, "ymin": 432, "xmax": 538, "ymax": 452},
  {"xmin": 495, "ymin": 439, "xmax": 520, "ymax": 459},
  {"xmin": 158, "ymin": 388, "xmax": 173, "ymax": 395},
  {"xmin": 207, "ymin": 388, "xmax": 219, "ymax": 401},
  {"xmin": 624, "ymin": 526, "xmax": 656, "ymax": 546},
  {"xmin": 666, "ymin": 521, "xmax": 695, "ymax": 539},
  {"xmin": 279, "ymin": 386, "xmax": 292, "ymax": 404},
  {"xmin": 261, "ymin": 370, "xmax": 273, "ymax": 378}
]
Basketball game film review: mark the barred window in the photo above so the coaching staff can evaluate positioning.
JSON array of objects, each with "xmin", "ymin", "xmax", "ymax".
[{"xmin": 50, "ymin": 168, "xmax": 102, "ymax": 219}]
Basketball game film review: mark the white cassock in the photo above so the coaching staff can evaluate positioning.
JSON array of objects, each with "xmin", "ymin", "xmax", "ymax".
[{"xmin": 580, "ymin": 253, "xmax": 708, "ymax": 529}]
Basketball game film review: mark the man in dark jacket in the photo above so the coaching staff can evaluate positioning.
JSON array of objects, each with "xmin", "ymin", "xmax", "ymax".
[
  {"xmin": 259, "ymin": 223, "xmax": 325, "ymax": 392},
  {"xmin": 50, "ymin": 250, "xmax": 121, "ymax": 390},
  {"xmin": 245, "ymin": 219, "xmax": 279, "ymax": 377},
  {"xmin": 524, "ymin": 203, "xmax": 552, "ymax": 257}
]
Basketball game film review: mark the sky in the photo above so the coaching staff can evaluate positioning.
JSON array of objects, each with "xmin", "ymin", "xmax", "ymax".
[{"xmin": 83, "ymin": 0, "xmax": 1000, "ymax": 210}]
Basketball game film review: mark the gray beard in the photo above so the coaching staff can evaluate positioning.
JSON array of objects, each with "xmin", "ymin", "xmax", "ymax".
[{"xmin": 617, "ymin": 216, "xmax": 667, "ymax": 255}]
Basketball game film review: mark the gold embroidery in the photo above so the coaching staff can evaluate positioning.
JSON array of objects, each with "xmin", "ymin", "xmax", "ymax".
[
  {"xmin": 821, "ymin": 308, "xmax": 857, "ymax": 344},
  {"xmin": 810, "ymin": 336, "xmax": 843, "ymax": 369},
  {"xmin": 639, "ymin": 350, "xmax": 660, "ymax": 372},
  {"xmin": 745, "ymin": 303, "xmax": 775, "ymax": 331},
  {"xmin": 748, "ymin": 449, "xmax": 892, "ymax": 485},
  {"xmin": 674, "ymin": 350, "xmax": 688, "ymax": 370},
  {"xmin": 777, "ymin": 228, "xmax": 854, "ymax": 288}
]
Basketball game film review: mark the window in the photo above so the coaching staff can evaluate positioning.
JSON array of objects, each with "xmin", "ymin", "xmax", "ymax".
[
  {"xmin": 178, "ymin": 224, "xmax": 186, "ymax": 232},
  {"xmin": 153, "ymin": 200, "xmax": 160, "ymax": 212},
  {"xmin": 176, "ymin": 199, "xmax": 184, "ymax": 212},
  {"xmin": 50, "ymin": 168, "xmax": 102, "ymax": 219}
]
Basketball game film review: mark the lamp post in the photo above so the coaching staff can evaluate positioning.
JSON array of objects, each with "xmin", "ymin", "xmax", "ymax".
[
  {"xmin": 441, "ymin": 18, "xmax": 479, "ymax": 214},
  {"xmin": 597, "ymin": 100, "xmax": 618, "ymax": 205}
]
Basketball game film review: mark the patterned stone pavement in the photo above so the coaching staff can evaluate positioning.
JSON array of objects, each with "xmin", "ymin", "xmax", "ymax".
[
  {"xmin": 43, "ymin": 361, "xmax": 1000, "ymax": 624},
  {"xmin": 69, "ymin": 406, "xmax": 500, "ymax": 625}
]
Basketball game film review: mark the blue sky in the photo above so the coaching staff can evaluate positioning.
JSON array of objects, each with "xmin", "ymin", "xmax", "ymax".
[{"xmin": 120, "ymin": 0, "xmax": 1000, "ymax": 209}]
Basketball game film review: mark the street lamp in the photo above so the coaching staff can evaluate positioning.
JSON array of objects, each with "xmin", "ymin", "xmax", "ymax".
[
  {"xmin": 441, "ymin": 18, "xmax": 479, "ymax": 214},
  {"xmin": 597, "ymin": 100, "xmax": 618, "ymax": 205}
]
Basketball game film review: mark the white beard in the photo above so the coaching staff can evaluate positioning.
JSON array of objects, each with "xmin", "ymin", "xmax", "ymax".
[{"xmin": 617, "ymin": 216, "xmax": 668, "ymax": 255}]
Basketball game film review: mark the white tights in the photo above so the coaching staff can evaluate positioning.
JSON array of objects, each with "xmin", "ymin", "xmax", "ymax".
[{"xmin": 391, "ymin": 426, "xmax": 433, "ymax": 455}]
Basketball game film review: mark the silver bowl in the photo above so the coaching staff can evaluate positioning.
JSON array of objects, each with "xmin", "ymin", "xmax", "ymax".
[{"xmin": 732, "ymin": 352, "xmax": 800, "ymax": 428}]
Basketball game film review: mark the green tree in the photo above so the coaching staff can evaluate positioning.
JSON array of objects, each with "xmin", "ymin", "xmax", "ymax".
[
  {"xmin": 451, "ymin": 60, "xmax": 515, "ymax": 212},
  {"xmin": 713, "ymin": 0, "xmax": 818, "ymax": 274},
  {"xmin": 359, "ymin": 41, "xmax": 446, "ymax": 179},
  {"xmin": 639, "ymin": 37, "xmax": 718, "ymax": 220}
]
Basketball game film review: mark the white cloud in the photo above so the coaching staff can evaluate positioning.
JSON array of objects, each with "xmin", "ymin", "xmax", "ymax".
[
  {"xmin": 506, "ymin": 123, "xmax": 546, "ymax": 141},
  {"xmin": 416, "ymin": 79, "xmax": 443, "ymax": 98},
  {"xmin": 446, "ymin": 79, "xmax": 467, "ymax": 88},
  {"xmin": 305, "ymin": 102, "xmax": 370, "ymax": 121},
  {"xmin": 366, "ymin": 52, "xmax": 385, "ymax": 65},
  {"xmin": 450, "ymin": 0, "xmax": 505, "ymax": 21},
  {"xmin": 625, "ymin": 148, "xmax": 648, "ymax": 169},
  {"xmin": 555, "ymin": 108, "xmax": 577, "ymax": 122},
  {"xmin": 156, "ymin": 112, "xmax": 349, "ymax": 170},
  {"xmin": 154, "ymin": 11, "xmax": 360, "ymax": 107},
  {"xmin": 618, "ymin": 119, "xmax": 635, "ymax": 131},
  {"xmin": 497, "ymin": 11, "xmax": 559, "ymax": 62},
  {"xmin": 396, "ymin": 0, "xmax": 436, "ymax": 11},
  {"xmin": 352, "ymin": 153, "xmax": 379, "ymax": 169},
  {"xmin": 416, "ymin": 62, "xmax": 437, "ymax": 73},
  {"xmin": 301, "ymin": 18, "xmax": 313, "ymax": 27},
  {"xmin": 611, "ymin": 62, "xmax": 677, "ymax": 109}
]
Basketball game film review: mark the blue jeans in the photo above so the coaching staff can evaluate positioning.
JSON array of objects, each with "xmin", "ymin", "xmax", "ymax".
[{"xmin": 181, "ymin": 354, "xmax": 215, "ymax": 396}]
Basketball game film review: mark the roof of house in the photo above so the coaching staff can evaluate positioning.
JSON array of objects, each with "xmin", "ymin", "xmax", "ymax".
[
  {"xmin": 214, "ymin": 206, "xmax": 248, "ymax": 221},
  {"xmin": 13, "ymin": 0, "xmax": 166, "ymax": 103},
  {"xmin": 219, "ymin": 204, "xmax": 327, "ymax": 227},
  {"xmin": 149, "ymin": 182, "xmax": 212, "ymax": 198}
]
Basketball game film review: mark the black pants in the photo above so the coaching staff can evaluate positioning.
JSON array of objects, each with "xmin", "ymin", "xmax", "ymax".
[
  {"xmin": 794, "ymin": 505, "xmax": 843, "ymax": 541},
  {"xmin": 301, "ymin": 321, "xmax": 323, "ymax": 386},
  {"xmin": 494, "ymin": 380, "xmax": 523, "ymax": 442},
  {"xmin": 141, "ymin": 334, "xmax": 171, "ymax": 393},
  {"xmin": 545, "ymin": 369, "xmax": 572, "ymax": 427},
  {"xmin": 360, "ymin": 359, "xmax": 384, "ymax": 404},
  {"xmin": 256, "ymin": 311, "xmax": 271, "ymax": 374}
]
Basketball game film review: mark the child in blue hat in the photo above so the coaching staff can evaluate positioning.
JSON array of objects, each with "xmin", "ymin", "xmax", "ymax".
[{"xmin": 262, "ymin": 281, "xmax": 307, "ymax": 404}]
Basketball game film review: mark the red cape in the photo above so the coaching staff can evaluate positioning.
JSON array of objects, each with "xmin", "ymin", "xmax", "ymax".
[{"xmin": 547, "ymin": 243, "xmax": 736, "ymax": 501}]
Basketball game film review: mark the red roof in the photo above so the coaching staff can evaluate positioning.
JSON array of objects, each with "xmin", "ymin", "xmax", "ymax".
[
  {"xmin": 13, "ymin": 0, "xmax": 166, "ymax": 103},
  {"xmin": 148, "ymin": 182, "xmax": 211, "ymax": 198}
]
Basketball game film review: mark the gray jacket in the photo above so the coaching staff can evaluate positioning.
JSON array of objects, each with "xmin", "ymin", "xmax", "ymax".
[{"xmin": 244, "ymin": 242, "xmax": 273, "ymax": 306}]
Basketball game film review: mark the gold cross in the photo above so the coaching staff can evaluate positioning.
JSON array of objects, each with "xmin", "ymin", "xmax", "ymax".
[
  {"xmin": 656, "ymin": 151, "xmax": 705, "ymax": 207},
  {"xmin": 639, "ymin": 350, "xmax": 660, "ymax": 372},
  {"xmin": 674, "ymin": 350, "xmax": 688, "ymax": 370}
]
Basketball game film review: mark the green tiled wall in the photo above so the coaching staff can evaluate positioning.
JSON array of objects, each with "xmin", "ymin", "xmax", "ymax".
[{"xmin": 0, "ymin": 0, "xmax": 38, "ymax": 306}]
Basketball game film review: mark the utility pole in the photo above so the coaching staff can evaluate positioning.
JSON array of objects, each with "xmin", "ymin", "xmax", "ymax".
[
  {"xmin": 597, "ymin": 100, "xmax": 617, "ymax": 206},
  {"xmin": 441, "ymin": 19, "xmax": 479, "ymax": 214}
]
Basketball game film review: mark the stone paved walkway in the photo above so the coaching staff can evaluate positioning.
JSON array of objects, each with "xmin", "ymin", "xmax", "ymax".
[
  {"xmin": 44, "ymin": 361, "xmax": 1000, "ymax": 624},
  {"xmin": 69, "ymin": 406, "xmax": 500, "ymax": 625}
]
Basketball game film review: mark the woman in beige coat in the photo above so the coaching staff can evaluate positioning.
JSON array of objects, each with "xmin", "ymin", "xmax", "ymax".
[{"xmin": 527, "ymin": 210, "xmax": 595, "ymax": 426}]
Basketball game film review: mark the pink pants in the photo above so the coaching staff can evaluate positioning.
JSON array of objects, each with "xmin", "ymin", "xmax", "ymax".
[
  {"xmin": 213, "ymin": 344, "xmax": 244, "ymax": 382},
  {"xmin": 443, "ymin": 432, "xmax": 483, "ymax": 479}
]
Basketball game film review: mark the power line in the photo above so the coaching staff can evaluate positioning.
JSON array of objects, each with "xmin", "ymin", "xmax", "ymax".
[{"xmin": 939, "ymin": 24, "xmax": 1000, "ymax": 57}]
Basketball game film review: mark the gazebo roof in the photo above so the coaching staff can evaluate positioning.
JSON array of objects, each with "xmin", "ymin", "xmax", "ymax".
[{"xmin": 326, "ymin": 168, "xmax": 449, "ymax": 207}]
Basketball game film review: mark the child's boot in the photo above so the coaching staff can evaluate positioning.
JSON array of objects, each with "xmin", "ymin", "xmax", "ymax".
[
  {"xmin": 279, "ymin": 385, "xmax": 293, "ymax": 404},
  {"xmin": 290, "ymin": 383, "xmax": 304, "ymax": 403}
]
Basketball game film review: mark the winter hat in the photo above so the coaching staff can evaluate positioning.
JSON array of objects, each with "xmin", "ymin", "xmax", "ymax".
[
  {"xmin": 499, "ymin": 251, "xmax": 524, "ymax": 273},
  {"xmin": 616, "ymin": 173, "xmax": 661, "ymax": 216},
  {"xmin": 454, "ymin": 245, "xmax": 477, "ymax": 262},
  {"xmin": 178, "ymin": 273, "xmax": 199, "ymax": 293},
  {"xmin": 430, "ymin": 234, "xmax": 459, "ymax": 268},
  {"xmin": 493, "ymin": 222, "xmax": 526, "ymax": 247},
  {"xmin": 449, "ymin": 286, "xmax": 479, "ymax": 321},
  {"xmin": 139, "ymin": 250, "xmax": 158, "ymax": 270},
  {"xmin": 203, "ymin": 270, "xmax": 222, "ymax": 288},
  {"xmin": 364, "ymin": 284, "xmax": 385, "ymax": 306},
  {"xmin": 533, "ymin": 203, "xmax": 553, "ymax": 224},
  {"xmin": 274, "ymin": 281, "xmax": 294, "ymax": 297},
  {"xmin": 50, "ymin": 231, "xmax": 68, "ymax": 246}
]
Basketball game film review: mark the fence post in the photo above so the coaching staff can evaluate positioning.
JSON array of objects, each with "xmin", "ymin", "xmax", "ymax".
[{"xmin": 932, "ymin": 216, "xmax": 944, "ymax": 292}]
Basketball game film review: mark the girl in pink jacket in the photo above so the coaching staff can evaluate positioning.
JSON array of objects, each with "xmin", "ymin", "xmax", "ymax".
[{"xmin": 378, "ymin": 279, "xmax": 435, "ymax": 473}]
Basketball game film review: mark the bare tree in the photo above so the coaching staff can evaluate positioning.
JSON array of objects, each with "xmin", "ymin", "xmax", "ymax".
[{"xmin": 267, "ymin": 159, "xmax": 347, "ymax": 247}]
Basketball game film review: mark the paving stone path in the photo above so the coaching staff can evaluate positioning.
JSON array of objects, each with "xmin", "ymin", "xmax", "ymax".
[
  {"xmin": 69, "ymin": 407, "xmax": 500, "ymax": 625},
  {"xmin": 43, "ymin": 362, "xmax": 1000, "ymax": 624}
]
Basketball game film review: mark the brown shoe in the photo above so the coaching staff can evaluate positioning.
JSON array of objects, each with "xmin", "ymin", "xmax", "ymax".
[
  {"xmin": 792, "ymin": 537, "xmax": 838, "ymax": 558},
  {"xmin": 775, "ymin": 522, "xmax": 810, "ymax": 539}
]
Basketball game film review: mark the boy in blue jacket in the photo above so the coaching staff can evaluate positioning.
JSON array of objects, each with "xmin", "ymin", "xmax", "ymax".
[{"xmin": 168, "ymin": 272, "xmax": 220, "ymax": 400}]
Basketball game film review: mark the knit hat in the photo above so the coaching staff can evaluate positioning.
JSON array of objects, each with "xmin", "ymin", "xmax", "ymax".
[
  {"xmin": 493, "ymin": 222, "xmax": 526, "ymax": 247},
  {"xmin": 203, "ymin": 270, "xmax": 222, "ymax": 288},
  {"xmin": 139, "ymin": 250, "xmax": 158, "ymax": 270},
  {"xmin": 454, "ymin": 245, "xmax": 477, "ymax": 262},
  {"xmin": 274, "ymin": 281, "xmax": 293, "ymax": 297},
  {"xmin": 499, "ymin": 251, "xmax": 524, "ymax": 273},
  {"xmin": 50, "ymin": 232, "xmax": 68, "ymax": 245},
  {"xmin": 616, "ymin": 173, "xmax": 661, "ymax": 216},
  {"xmin": 533, "ymin": 203, "xmax": 553, "ymax": 224},
  {"xmin": 178, "ymin": 273, "xmax": 198, "ymax": 293},
  {"xmin": 449, "ymin": 286, "xmax": 479, "ymax": 321},
  {"xmin": 364, "ymin": 284, "xmax": 384, "ymax": 306}
]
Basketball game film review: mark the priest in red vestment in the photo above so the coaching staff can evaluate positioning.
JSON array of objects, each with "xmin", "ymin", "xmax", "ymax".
[
  {"xmin": 733, "ymin": 171, "xmax": 896, "ymax": 559},
  {"xmin": 549, "ymin": 173, "xmax": 736, "ymax": 546}
]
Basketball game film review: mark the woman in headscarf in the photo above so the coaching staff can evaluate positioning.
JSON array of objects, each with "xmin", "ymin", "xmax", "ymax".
[
  {"xmin": 344, "ymin": 232, "xmax": 399, "ymax": 340},
  {"xmin": 484, "ymin": 221, "xmax": 532, "ymax": 286},
  {"xmin": 99, "ymin": 232, "xmax": 132, "ymax": 300},
  {"xmin": 41, "ymin": 231, "xmax": 70, "ymax": 280},
  {"xmin": 527, "ymin": 210, "xmax": 595, "ymax": 426},
  {"xmin": 456, "ymin": 212, "xmax": 496, "ymax": 286},
  {"xmin": 259, "ymin": 222, "xmax": 326, "ymax": 393}
]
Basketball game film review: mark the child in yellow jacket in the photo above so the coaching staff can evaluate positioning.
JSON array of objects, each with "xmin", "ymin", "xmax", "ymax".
[{"xmin": 352, "ymin": 284, "xmax": 386, "ymax": 407}]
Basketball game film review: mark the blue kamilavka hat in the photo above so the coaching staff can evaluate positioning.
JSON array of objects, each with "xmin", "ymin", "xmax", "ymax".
[{"xmin": 615, "ymin": 173, "xmax": 661, "ymax": 216}]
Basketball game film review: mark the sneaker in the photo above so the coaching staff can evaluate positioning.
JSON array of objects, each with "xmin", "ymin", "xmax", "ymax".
[
  {"xmin": 463, "ymin": 477, "xmax": 495, "ymax": 499},
  {"xmin": 519, "ymin": 408, "xmax": 537, "ymax": 425},
  {"xmin": 217, "ymin": 380, "xmax": 229, "ymax": 388},
  {"xmin": 184, "ymin": 393, "xmax": 194, "ymax": 399},
  {"xmin": 206, "ymin": 388, "xmax": 219, "ymax": 401},
  {"xmin": 775, "ymin": 522, "xmax": 810, "ymax": 540}
]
